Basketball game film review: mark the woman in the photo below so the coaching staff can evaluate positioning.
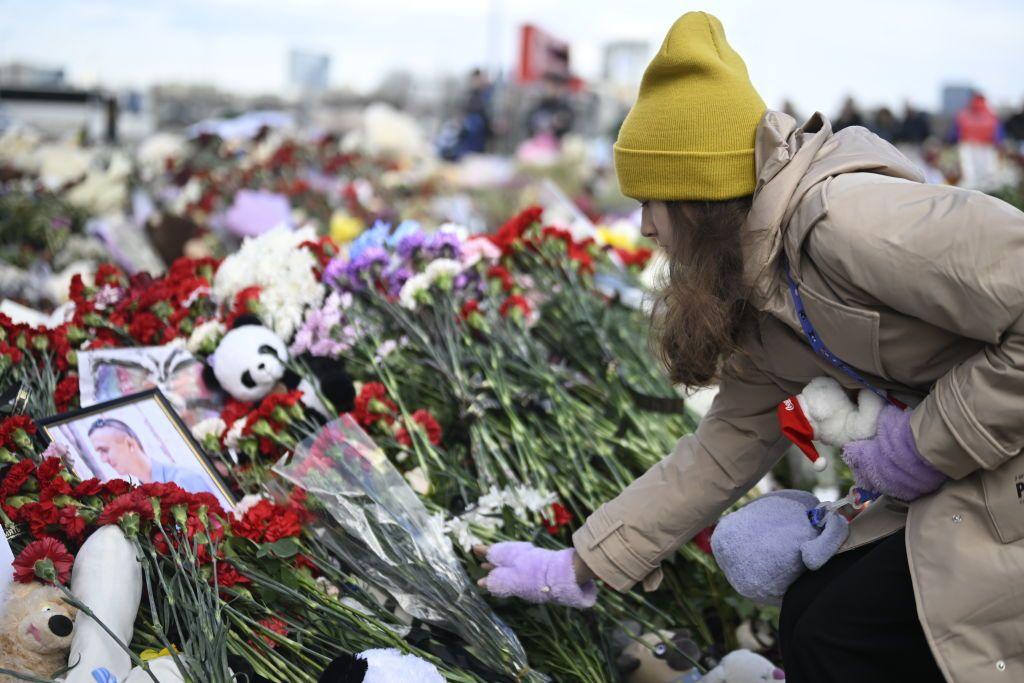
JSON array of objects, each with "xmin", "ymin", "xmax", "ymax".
[{"xmin": 476, "ymin": 11, "xmax": 1024, "ymax": 683}]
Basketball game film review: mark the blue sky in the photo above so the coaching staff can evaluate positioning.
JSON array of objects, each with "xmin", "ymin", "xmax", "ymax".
[{"xmin": 1, "ymin": 0, "xmax": 1022, "ymax": 113}]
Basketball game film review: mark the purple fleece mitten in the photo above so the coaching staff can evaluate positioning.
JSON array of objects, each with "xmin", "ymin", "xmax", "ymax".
[
  {"xmin": 711, "ymin": 490, "xmax": 849, "ymax": 605},
  {"xmin": 482, "ymin": 542, "xmax": 597, "ymax": 608},
  {"xmin": 841, "ymin": 405, "xmax": 947, "ymax": 501}
]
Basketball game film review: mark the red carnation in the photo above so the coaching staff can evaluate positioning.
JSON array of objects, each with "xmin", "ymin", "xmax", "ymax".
[
  {"xmin": 489, "ymin": 206, "xmax": 544, "ymax": 254},
  {"xmin": 262, "ymin": 510, "xmax": 303, "ymax": 543},
  {"xmin": 98, "ymin": 492, "xmax": 152, "ymax": 526},
  {"xmin": 103, "ymin": 479, "xmax": 132, "ymax": 497},
  {"xmin": 94, "ymin": 263, "xmax": 124, "ymax": 287},
  {"xmin": 614, "ymin": 246, "xmax": 653, "ymax": 270},
  {"xmin": 20, "ymin": 501, "xmax": 60, "ymax": 537},
  {"xmin": 1, "ymin": 415, "xmax": 37, "ymax": 451},
  {"xmin": 0, "ymin": 340, "xmax": 23, "ymax": 368},
  {"xmin": 541, "ymin": 226, "xmax": 573, "ymax": 243},
  {"xmin": 72, "ymin": 478, "xmax": 103, "ymax": 497},
  {"xmin": 1, "ymin": 460, "xmax": 36, "ymax": 497},
  {"xmin": 459, "ymin": 300, "xmax": 482, "ymax": 321},
  {"xmin": 543, "ymin": 502, "xmax": 573, "ymax": 534},
  {"xmin": 232, "ymin": 499, "xmax": 302, "ymax": 543},
  {"xmin": 567, "ymin": 240, "xmax": 595, "ymax": 274},
  {"xmin": 13, "ymin": 537, "xmax": 75, "ymax": 584},
  {"xmin": 36, "ymin": 456, "xmax": 64, "ymax": 483},
  {"xmin": 128, "ymin": 311, "xmax": 162, "ymax": 345},
  {"xmin": 485, "ymin": 265, "xmax": 515, "ymax": 292},
  {"xmin": 220, "ymin": 399, "xmax": 252, "ymax": 428},
  {"xmin": 353, "ymin": 383, "xmax": 397, "ymax": 427},
  {"xmin": 225, "ymin": 286, "xmax": 262, "ymax": 327},
  {"xmin": 396, "ymin": 409, "xmax": 443, "ymax": 447},
  {"xmin": 499, "ymin": 295, "xmax": 532, "ymax": 319},
  {"xmin": 256, "ymin": 616, "xmax": 289, "ymax": 649},
  {"xmin": 59, "ymin": 506, "xmax": 86, "ymax": 541},
  {"xmin": 214, "ymin": 561, "xmax": 251, "ymax": 589},
  {"xmin": 692, "ymin": 525, "xmax": 716, "ymax": 555},
  {"xmin": 39, "ymin": 476, "xmax": 72, "ymax": 502}
]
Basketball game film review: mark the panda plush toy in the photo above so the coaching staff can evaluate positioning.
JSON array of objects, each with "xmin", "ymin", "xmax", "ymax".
[
  {"xmin": 202, "ymin": 315, "xmax": 356, "ymax": 420},
  {"xmin": 318, "ymin": 649, "xmax": 444, "ymax": 683}
]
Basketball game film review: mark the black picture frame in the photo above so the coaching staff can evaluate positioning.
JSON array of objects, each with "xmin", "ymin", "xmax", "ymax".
[{"xmin": 37, "ymin": 388, "xmax": 236, "ymax": 507}]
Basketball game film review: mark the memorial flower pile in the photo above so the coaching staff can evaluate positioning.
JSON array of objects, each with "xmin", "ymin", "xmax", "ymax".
[{"xmin": 0, "ymin": 142, "xmax": 751, "ymax": 681}]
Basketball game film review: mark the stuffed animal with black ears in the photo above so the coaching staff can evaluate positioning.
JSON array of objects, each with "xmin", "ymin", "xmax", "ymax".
[
  {"xmin": 612, "ymin": 621, "xmax": 704, "ymax": 683},
  {"xmin": 202, "ymin": 315, "xmax": 356, "ymax": 418},
  {"xmin": 318, "ymin": 649, "xmax": 444, "ymax": 683}
]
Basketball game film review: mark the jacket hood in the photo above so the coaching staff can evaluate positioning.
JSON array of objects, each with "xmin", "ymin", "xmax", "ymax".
[{"xmin": 741, "ymin": 110, "xmax": 925, "ymax": 307}]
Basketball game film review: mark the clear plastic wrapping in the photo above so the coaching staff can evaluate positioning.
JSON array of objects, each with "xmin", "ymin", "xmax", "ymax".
[{"xmin": 273, "ymin": 415, "xmax": 545, "ymax": 681}]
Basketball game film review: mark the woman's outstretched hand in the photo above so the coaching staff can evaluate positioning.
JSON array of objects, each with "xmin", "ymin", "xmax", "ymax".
[{"xmin": 472, "ymin": 542, "xmax": 598, "ymax": 608}]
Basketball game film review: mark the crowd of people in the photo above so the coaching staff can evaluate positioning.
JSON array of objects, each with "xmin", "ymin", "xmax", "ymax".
[{"xmin": 441, "ymin": 69, "xmax": 1024, "ymax": 198}]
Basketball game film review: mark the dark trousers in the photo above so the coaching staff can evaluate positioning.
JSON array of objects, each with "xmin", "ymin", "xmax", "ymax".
[{"xmin": 779, "ymin": 529, "xmax": 946, "ymax": 682}]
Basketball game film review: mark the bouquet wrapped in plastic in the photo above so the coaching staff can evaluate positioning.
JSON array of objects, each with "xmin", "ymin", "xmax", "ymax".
[{"xmin": 274, "ymin": 415, "xmax": 545, "ymax": 682}]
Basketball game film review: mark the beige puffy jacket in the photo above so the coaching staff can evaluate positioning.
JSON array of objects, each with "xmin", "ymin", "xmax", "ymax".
[{"xmin": 574, "ymin": 111, "xmax": 1024, "ymax": 683}]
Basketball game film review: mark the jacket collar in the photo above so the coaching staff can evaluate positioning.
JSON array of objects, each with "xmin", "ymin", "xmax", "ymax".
[{"xmin": 741, "ymin": 110, "xmax": 925, "ymax": 310}]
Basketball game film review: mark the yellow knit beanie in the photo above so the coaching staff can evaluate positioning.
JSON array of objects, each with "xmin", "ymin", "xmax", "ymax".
[{"xmin": 614, "ymin": 12, "xmax": 766, "ymax": 201}]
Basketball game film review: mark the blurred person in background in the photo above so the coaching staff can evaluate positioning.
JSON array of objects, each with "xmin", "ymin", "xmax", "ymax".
[
  {"xmin": 950, "ymin": 92, "xmax": 1003, "ymax": 190},
  {"xmin": 1004, "ymin": 99, "xmax": 1024, "ymax": 148},
  {"xmin": 918, "ymin": 138, "xmax": 949, "ymax": 184},
  {"xmin": 438, "ymin": 68, "xmax": 493, "ymax": 161},
  {"xmin": 897, "ymin": 102, "xmax": 932, "ymax": 144},
  {"xmin": 478, "ymin": 11, "xmax": 1024, "ymax": 683},
  {"xmin": 526, "ymin": 74, "xmax": 576, "ymax": 141},
  {"xmin": 870, "ymin": 106, "xmax": 899, "ymax": 142},
  {"xmin": 833, "ymin": 95, "xmax": 864, "ymax": 130},
  {"xmin": 460, "ymin": 68, "xmax": 494, "ymax": 154}
]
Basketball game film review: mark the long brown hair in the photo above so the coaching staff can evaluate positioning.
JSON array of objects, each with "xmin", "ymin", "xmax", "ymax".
[{"xmin": 649, "ymin": 196, "xmax": 754, "ymax": 388}]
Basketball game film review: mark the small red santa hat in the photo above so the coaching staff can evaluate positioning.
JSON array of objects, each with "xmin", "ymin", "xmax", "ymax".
[{"xmin": 777, "ymin": 396, "xmax": 829, "ymax": 471}]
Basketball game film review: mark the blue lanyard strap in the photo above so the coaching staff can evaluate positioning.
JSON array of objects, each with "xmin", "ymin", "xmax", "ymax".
[{"xmin": 781, "ymin": 253, "xmax": 896, "ymax": 406}]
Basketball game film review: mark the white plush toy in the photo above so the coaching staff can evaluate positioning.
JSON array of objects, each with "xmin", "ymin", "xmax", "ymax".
[
  {"xmin": 318, "ymin": 648, "xmax": 444, "ymax": 683},
  {"xmin": 64, "ymin": 526, "xmax": 142, "ymax": 682},
  {"xmin": 698, "ymin": 650, "xmax": 785, "ymax": 682},
  {"xmin": 64, "ymin": 526, "xmax": 184, "ymax": 683},
  {"xmin": 777, "ymin": 377, "xmax": 885, "ymax": 471}
]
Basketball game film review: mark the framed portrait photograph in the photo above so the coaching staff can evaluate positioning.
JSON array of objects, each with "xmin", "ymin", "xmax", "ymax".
[
  {"xmin": 38, "ymin": 389, "xmax": 235, "ymax": 511},
  {"xmin": 77, "ymin": 344, "xmax": 223, "ymax": 429}
]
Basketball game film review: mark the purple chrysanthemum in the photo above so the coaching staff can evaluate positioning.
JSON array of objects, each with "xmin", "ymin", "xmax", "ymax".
[
  {"xmin": 396, "ymin": 232, "xmax": 427, "ymax": 260},
  {"xmin": 425, "ymin": 231, "xmax": 463, "ymax": 260},
  {"xmin": 386, "ymin": 266, "xmax": 413, "ymax": 296},
  {"xmin": 344, "ymin": 246, "xmax": 390, "ymax": 290}
]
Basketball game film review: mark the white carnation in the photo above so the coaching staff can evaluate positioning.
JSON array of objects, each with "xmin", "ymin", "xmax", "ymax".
[
  {"xmin": 403, "ymin": 467, "xmax": 432, "ymax": 495},
  {"xmin": 443, "ymin": 516, "xmax": 484, "ymax": 553},
  {"xmin": 191, "ymin": 417, "xmax": 227, "ymax": 442},
  {"xmin": 424, "ymin": 258, "xmax": 463, "ymax": 282},
  {"xmin": 212, "ymin": 226, "xmax": 325, "ymax": 339},
  {"xmin": 398, "ymin": 272, "xmax": 431, "ymax": 310},
  {"xmin": 514, "ymin": 485, "xmax": 558, "ymax": 514},
  {"xmin": 224, "ymin": 419, "xmax": 246, "ymax": 449},
  {"xmin": 186, "ymin": 320, "xmax": 226, "ymax": 354}
]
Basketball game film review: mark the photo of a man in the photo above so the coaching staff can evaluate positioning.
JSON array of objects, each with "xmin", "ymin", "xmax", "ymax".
[
  {"xmin": 87, "ymin": 417, "xmax": 216, "ymax": 496},
  {"xmin": 40, "ymin": 390, "xmax": 234, "ymax": 511}
]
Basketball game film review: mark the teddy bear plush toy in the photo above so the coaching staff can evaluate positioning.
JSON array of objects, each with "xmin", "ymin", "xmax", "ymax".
[
  {"xmin": 711, "ymin": 377, "xmax": 887, "ymax": 605},
  {"xmin": 0, "ymin": 581, "xmax": 77, "ymax": 682},
  {"xmin": 202, "ymin": 315, "xmax": 356, "ymax": 421}
]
